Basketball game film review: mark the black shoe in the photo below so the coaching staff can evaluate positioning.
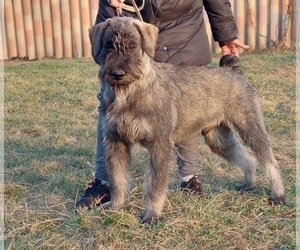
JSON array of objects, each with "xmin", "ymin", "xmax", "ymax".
[
  {"xmin": 180, "ymin": 175, "xmax": 202, "ymax": 196},
  {"xmin": 75, "ymin": 179, "xmax": 111, "ymax": 209}
]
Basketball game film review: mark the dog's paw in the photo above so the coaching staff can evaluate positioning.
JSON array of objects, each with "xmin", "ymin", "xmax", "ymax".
[
  {"xmin": 268, "ymin": 195, "xmax": 286, "ymax": 206},
  {"xmin": 236, "ymin": 183, "xmax": 255, "ymax": 192},
  {"xmin": 141, "ymin": 210, "xmax": 160, "ymax": 224}
]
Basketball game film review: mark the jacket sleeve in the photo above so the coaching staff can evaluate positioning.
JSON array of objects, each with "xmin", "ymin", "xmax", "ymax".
[{"xmin": 203, "ymin": 0, "xmax": 237, "ymax": 46}]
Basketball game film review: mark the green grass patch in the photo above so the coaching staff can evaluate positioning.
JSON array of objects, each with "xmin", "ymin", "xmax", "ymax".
[{"xmin": 4, "ymin": 51, "xmax": 296, "ymax": 249}]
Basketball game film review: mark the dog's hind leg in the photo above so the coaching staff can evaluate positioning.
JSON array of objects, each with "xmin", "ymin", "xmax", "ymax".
[
  {"xmin": 232, "ymin": 115, "xmax": 286, "ymax": 204},
  {"xmin": 203, "ymin": 123, "xmax": 258, "ymax": 191},
  {"xmin": 142, "ymin": 141, "xmax": 172, "ymax": 224},
  {"xmin": 105, "ymin": 138, "xmax": 131, "ymax": 210}
]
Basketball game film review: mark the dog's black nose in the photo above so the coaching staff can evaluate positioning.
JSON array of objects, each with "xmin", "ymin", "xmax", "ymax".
[{"xmin": 111, "ymin": 70, "xmax": 125, "ymax": 80}]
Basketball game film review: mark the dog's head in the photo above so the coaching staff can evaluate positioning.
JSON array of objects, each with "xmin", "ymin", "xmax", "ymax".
[{"xmin": 89, "ymin": 17, "xmax": 158, "ymax": 89}]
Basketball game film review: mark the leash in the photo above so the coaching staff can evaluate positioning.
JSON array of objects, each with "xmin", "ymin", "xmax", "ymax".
[
  {"xmin": 116, "ymin": 0, "xmax": 144, "ymax": 22},
  {"xmin": 129, "ymin": 0, "xmax": 144, "ymax": 22}
]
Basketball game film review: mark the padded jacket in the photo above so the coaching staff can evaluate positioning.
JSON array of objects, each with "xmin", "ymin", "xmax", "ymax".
[{"xmin": 95, "ymin": 0, "xmax": 237, "ymax": 66}]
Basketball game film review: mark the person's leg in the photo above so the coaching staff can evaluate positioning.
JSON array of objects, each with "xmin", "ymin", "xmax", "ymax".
[
  {"xmin": 75, "ymin": 91, "xmax": 111, "ymax": 208},
  {"xmin": 94, "ymin": 92, "xmax": 109, "ymax": 184},
  {"xmin": 175, "ymin": 133, "xmax": 202, "ymax": 194}
]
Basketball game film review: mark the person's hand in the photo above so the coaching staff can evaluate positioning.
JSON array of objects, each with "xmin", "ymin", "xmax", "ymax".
[
  {"xmin": 221, "ymin": 39, "xmax": 250, "ymax": 57},
  {"xmin": 108, "ymin": 0, "xmax": 124, "ymax": 8}
]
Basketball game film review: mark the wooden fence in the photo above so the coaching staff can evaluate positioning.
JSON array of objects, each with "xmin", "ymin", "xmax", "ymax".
[{"xmin": 1, "ymin": 0, "xmax": 295, "ymax": 60}]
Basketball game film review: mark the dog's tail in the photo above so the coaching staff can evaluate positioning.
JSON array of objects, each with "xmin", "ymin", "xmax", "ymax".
[{"xmin": 219, "ymin": 54, "xmax": 242, "ymax": 73}]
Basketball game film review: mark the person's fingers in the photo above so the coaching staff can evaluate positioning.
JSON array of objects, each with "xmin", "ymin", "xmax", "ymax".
[
  {"xmin": 221, "ymin": 39, "xmax": 249, "ymax": 57},
  {"xmin": 233, "ymin": 48, "xmax": 239, "ymax": 57},
  {"xmin": 233, "ymin": 39, "xmax": 250, "ymax": 50},
  {"xmin": 221, "ymin": 45, "xmax": 239, "ymax": 57},
  {"xmin": 230, "ymin": 46, "xmax": 239, "ymax": 57},
  {"xmin": 108, "ymin": 0, "xmax": 124, "ymax": 8}
]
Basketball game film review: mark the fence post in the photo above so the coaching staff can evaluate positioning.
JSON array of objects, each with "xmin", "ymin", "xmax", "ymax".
[
  {"xmin": 41, "ymin": 0, "xmax": 54, "ymax": 58},
  {"xmin": 32, "ymin": 0, "xmax": 45, "ymax": 59},
  {"xmin": 71, "ymin": 0, "xmax": 82, "ymax": 58},
  {"xmin": 23, "ymin": 0, "xmax": 36, "ymax": 60},
  {"xmin": 14, "ymin": 0, "xmax": 27, "ymax": 59},
  {"xmin": 62, "ymin": 0, "xmax": 72, "ymax": 58},
  {"xmin": 51, "ymin": 0, "xmax": 63, "ymax": 58},
  {"xmin": 4, "ymin": 0, "xmax": 17, "ymax": 59}
]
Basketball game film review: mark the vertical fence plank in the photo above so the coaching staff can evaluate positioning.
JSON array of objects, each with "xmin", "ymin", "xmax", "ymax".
[
  {"xmin": 81, "ymin": 0, "xmax": 91, "ymax": 57},
  {"xmin": 71, "ymin": 0, "xmax": 82, "ymax": 58},
  {"xmin": 41, "ymin": 0, "xmax": 54, "ymax": 57},
  {"xmin": 290, "ymin": 0, "xmax": 295, "ymax": 48},
  {"xmin": 1, "ymin": 15, "xmax": 8, "ymax": 60},
  {"xmin": 61, "ymin": 0, "xmax": 72, "ymax": 58},
  {"xmin": 235, "ymin": 0, "xmax": 248, "ymax": 50},
  {"xmin": 247, "ymin": 0, "xmax": 257, "ymax": 49},
  {"xmin": 270, "ymin": 0, "xmax": 279, "ymax": 45},
  {"xmin": 90, "ymin": 0, "xmax": 99, "ymax": 25},
  {"xmin": 4, "ymin": 0, "xmax": 17, "ymax": 59},
  {"xmin": 0, "ymin": 2, "xmax": 3, "ymax": 59},
  {"xmin": 32, "ymin": 0, "xmax": 45, "ymax": 59},
  {"xmin": 258, "ymin": 1, "xmax": 268, "ymax": 49},
  {"xmin": 14, "ymin": 0, "xmax": 27, "ymax": 58},
  {"xmin": 23, "ymin": 0, "xmax": 36, "ymax": 60},
  {"xmin": 0, "ymin": 7, "xmax": 7, "ymax": 60},
  {"xmin": 282, "ymin": 0, "xmax": 292, "ymax": 47},
  {"xmin": 51, "ymin": 0, "xmax": 63, "ymax": 58}
]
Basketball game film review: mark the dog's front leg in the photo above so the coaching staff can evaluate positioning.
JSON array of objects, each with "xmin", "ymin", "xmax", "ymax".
[
  {"xmin": 104, "ymin": 137, "xmax": 131, "ymax": 210},
  {"xmin": 142, "ymin": 141, "xmax": 172, "ymax": 224}
]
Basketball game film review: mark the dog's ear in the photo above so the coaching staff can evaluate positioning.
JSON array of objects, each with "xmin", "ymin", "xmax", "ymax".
[
  {"xmin": 89, "ymin": 20, "xmax": 111, "ymax": 65},
  {"xmin": 133, "ymin": 20, "xmax": 158, "ymax": 58}
]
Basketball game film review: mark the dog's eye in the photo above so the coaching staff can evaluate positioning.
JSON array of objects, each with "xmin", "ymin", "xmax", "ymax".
[
  {"xmin": 128, "ymin": 41, "xmax": 137, "ymax": 50},
  {"xmin": 105, "ymin": 41, "xmax": 114, "ymax": 49}
]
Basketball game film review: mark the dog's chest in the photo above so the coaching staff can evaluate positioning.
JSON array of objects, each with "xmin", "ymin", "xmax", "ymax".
[{"xmin": 106, "ymin": 99, "xmax": 152, "ymax": 143}]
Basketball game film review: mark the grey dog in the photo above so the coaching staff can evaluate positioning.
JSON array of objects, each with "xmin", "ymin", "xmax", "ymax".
[{"xmin": 89, "ymin": 17, "xmax": 286, "ymax": 223}]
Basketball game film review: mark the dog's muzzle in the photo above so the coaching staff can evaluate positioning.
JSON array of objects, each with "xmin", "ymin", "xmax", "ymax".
[
  {"xmin": 110, "ymin": 69, "xmax": 125, "ymax": 80},
  {"xmin": 101, "ymin": 68, "xmax": 130, "ymax": 88},
  {"xmin": 100, "ymin": 63, "xmax": 141, "ymax": 89}
]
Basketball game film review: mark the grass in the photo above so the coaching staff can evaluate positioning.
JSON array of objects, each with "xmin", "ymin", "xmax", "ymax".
[{"xmin": 4, "ymin": 50, "xmax": 296, "ymax": 249}]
